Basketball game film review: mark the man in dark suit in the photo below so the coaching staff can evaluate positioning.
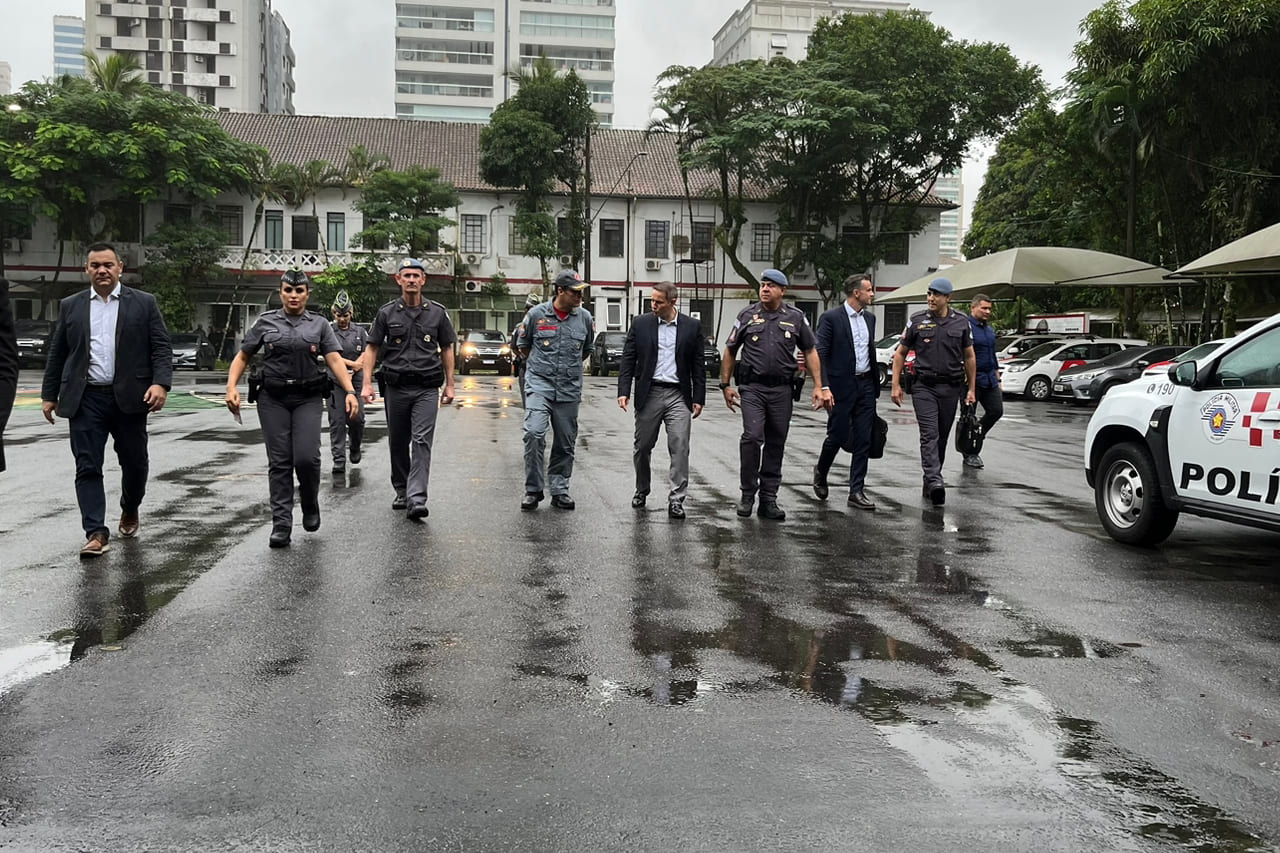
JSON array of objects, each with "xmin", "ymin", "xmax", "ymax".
[
  {"xmin": 813, "ymin": 274, "xmax": 880, "ymax": 510},
  {"xmin": 0, "ymin": 277, "xmax": 17, "ymax": 474},
  {"xmin": 617, "ymin": 282, "xmax": 706, "ymax": 519},
  {"xmin": 42, "ymin": 242, "xmax": 173, "ymax": 557}
]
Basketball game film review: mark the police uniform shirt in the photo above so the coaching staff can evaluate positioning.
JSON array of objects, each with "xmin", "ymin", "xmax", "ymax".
[
  {"xmin": 241, "ymin": 309, "xmax": 340, "ymax": 381},
  {"xmin": 902, "ymin": 308, "xmax": 972, "ymax": 379},
  {"xmin": 369, "ymin": 299, "xmax": 457, "ymax": 375},
  {"xmin": 331, "ymin": 322, "xmax": 368, "ymax": 364},
  {"xmin": 725, "ymin": 302, "xmax": 816, "ymax": 378}
]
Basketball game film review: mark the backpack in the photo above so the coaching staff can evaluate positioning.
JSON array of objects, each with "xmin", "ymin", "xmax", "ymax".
[{"xmin": 955, "ymin": 402, "xmax": 984, "ymax": 455}]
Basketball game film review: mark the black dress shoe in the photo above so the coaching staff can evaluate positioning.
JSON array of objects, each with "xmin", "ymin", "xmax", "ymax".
[
  {"xmin": 302, "ymin": 510, "xmax": 321, "ymax": 532},
  {"xmin": 392, "ymin": 495, "xmax": 408, "ymax": 510},
  {"xmin": 758, "ymin": 501, "xmax": 786, "ymax": 521},
  {"xmin": 963, "ymin": 454, "xmax": 984, "ymax": 469},
  {"xmin": 332, "ymin": 463, "xmax": 345, "ymax": 475},
  {"xmin": 407, "ymin": 503, "xmax": 429, "ymax": 520},
  {"xmin": 812, "ymin": 465, "xmax": 829, "ymax": 500},
  {"xmin": 631, "ymin": 493, "xmax": 646, "ymax": 508},
  {"xmin": 930, "ymin": 485, "xmax": 946, "ymax": 506},
  {"xmin": 736, "ymin": 497, "xmax": 754, "ymax": 517},
  {"xmin": 668, "ymin": 502, "xmax": 685, "ymax": 519},
  {"xmin": 269, "ymin": 528, "xmax": 291, "ymax": 548},
  {"xmin": 550, "ymin": 494, "xmax": 575, "ymax": 510},
  {"xmin": 349, "ymin": 446, "xmax": 361, "ymax": 464},
  {"xmin": 847, "ymin": 492, "xmax": 876, "ymax": 511},
  {"xmin": 521, "ymin": 492, "xmax": 542, "ymax": 511}
]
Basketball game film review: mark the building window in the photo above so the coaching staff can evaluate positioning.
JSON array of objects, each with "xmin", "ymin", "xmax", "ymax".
[
  {"xmin": 395, "ymin": 70, "xmax": 494, "ymax": 98},
  {"xmin": 264, "ymin": 210, "xmax": 283, "ymax": 249},
  {"xmin": 691, "ymin": 221, "xmax": 714, "ymax": 262},
  {"xmin": 326, "ymin": 213, "xmax": 346, "ymax": 252},
  {"xmin": 598, "ymin": 219, "xmax": 623, "ymax": 258},
  {"xmin": 557, "ymin": 217, "xmax": 573, "ymax": 256},
  {"xmin": 519, "ymin": 12, "xmax": 614, "ymax": 40},
  {"xmin": 881, "ymin": 231, "xmax": 909, "ymax": 265},
  {"xmin": 461, "ymin": 214, "xmax": 485, "ymax": 253},
  {"xmin": 214, "ymin": 205, "xmax": 242, "ymax": 245},
  {"xmin": 508, "ymin": 217, "xmax": 527, "ymax": 255},
  {"xmin": 292, "ymin": 216, "xmax": 318, "ymax": 250},
  {"xmin": 395, "ymin": 5, "xmax": 496, "ymax": 33},
  {"xmin": 164, "ymin": 204, "xmax": 192, "ymax": 224},
  {"xmin": 751, "ymin": 223, "xmax": 775, "ymax": 262},
  {"xmin": 644, "ymin": 220, "xmax": 668, "ymax": 259},
  {"xmin": 398, "ymin": 38, "xmax": 494, "ymax": 65}
]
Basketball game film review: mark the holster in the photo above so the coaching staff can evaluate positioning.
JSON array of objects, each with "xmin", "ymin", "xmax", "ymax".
[
  {"xmin": 791, "ymin": 370, "xmax": 805, "ymax": 402},
  {"xmin": 376, "ymin": 371, "xmax": 387, "ymax": 398},
  {"xmin": 247, "ymin": 371, "xmax": 262, "ymax": 404}
]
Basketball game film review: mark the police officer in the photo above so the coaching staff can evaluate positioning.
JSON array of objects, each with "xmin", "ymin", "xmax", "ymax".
[
  {"xmin": 328, "ymin": 290, "xmax": 368, "ymax": 474},
  {"xmin": 964, "ymin": 292, "xmax": 1002, "ymax": 469},
  {"xmin": 225, "ymin": 269, "xmax": 359, "ymax": 547},
  {"xmin": 517, "ymin": 269, "xmax": 595, "ymax": 511},
  {"xmin": 720, "ymin": 268, "xmax": 830, "ymax": 521},
  {"xmin": 890, "ymin": 277, "xmax": 976, "ymax": 506},
  {"xmin": 361, "ymin": 258, "xmax": 457, "ymax": 520}
]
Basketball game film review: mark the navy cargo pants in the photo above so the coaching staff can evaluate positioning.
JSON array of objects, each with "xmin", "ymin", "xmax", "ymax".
[
  {"xmin": 911, "ymin": 381, "xmax": 963, "ymax": 490},
  {"xmin": 738, "ymin": 383, "xmax": 794, "ymax": 502}
]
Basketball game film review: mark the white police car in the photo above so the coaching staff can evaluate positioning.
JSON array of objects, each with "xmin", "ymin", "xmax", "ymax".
[{"xmin": 1084, "ymin": 310, "xmax": 1280, "ymax": 545}]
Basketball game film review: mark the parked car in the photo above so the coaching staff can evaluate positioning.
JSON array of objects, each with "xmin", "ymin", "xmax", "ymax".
[
  {"xmin": 1140, "ymin": 338, "xmax": 1229, "ymax": 377},
  {"xmin": 874, "ymin": 332, "xmax": 904, "ymax": 386},
  {"xmin": 1051, "ymin": 345, "xmax": 1187, "ymax": 404},
  {"xmin": 995, "ymin": 333, "xmax": 1068, "ymax": 361},
  {"xmin": 1002, "ymin": 337, "xmax": 1149, "ymax": 401},
  {"xmin": 457, "ymin": 329, "xmax": 514, "ymax": 375},
  {"xmin": 15, "ymin": 320, "xmax": 54, "ymax": 368},
  {"xmin": 590, "ymin": 331, "xmax": 627, "ymax": 377},
  {"xmin": 1085, "ymin": 309, "xmax": 1280, "ymax": 545},
  {"xmin": 170, "ymin": 332, "xmax": 218, "ymax": 371},
  {"xmin": 703, "ymin": 336, "xmax": 721, "ymax": 378}
]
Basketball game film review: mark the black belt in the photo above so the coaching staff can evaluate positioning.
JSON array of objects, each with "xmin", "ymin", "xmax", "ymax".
[
  {"xmin": 918, "ymin": 374, "xmax": 965, "ymax": 387},
  {"xmin": 85, "ymin": 383, "xmax": 114, "ymax": 393},
  {"xmin": 856, "ymin": 371, "xmax": 872, "ymax": 379},
  {"xmin": 651, "ymin": 380, "xmax": 680, "ymax": 389}
]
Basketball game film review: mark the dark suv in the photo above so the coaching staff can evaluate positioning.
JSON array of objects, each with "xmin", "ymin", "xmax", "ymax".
[
  {"xmin": 590, "ymin": 331, "xmax": 627, "ymax": 377},
  {"xmin": 15, "ymin": 320, "xmax": 54, "ymax": 368},
  {"xmin": 458, "ymin": 330, "xmax": 514, "ymax": 375},
  {"xmin": 703, "ymin": 336, "xmax": 721, "ymax": 378}
]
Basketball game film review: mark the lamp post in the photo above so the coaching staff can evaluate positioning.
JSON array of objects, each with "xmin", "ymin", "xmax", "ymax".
[{"xmin": 582, "ymin": 149, "xmax": 648, "ymax": 286}]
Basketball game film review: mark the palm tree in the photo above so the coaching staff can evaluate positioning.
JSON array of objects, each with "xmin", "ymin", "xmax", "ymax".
[
  {"xmin": 334, "ymin": 145, "xmax": 391, "ymax": 195},
  {"xmin": 274, "ymin": 159, "xmax": 340, "ymax": 261},
  {"xmin": 82, "ymin": 51, "xmax": 149, "ymax": 97}
]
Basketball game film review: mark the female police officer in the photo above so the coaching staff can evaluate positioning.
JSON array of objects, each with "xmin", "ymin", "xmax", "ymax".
[{"xmin": 225, "ymin": 269, "xmax": 359, "ymax": 547}]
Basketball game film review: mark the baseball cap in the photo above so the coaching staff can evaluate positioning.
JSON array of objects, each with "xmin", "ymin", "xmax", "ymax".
[
  {"xmin": 928, "ymin": 277, "xmax": 953, "ymax": 295},
  {"xmin": 760, "ymin": 268, "xmax": 788, "ymax": 288},
  {"xmin": 554, "ymin": 269, "xmax": 588, "ymax": 291},
  {"xmin": 399, "ymin": 258, "xmax": 426, "ymax": 272}
]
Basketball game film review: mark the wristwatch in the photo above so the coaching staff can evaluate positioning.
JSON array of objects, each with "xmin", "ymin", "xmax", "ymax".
[
  {"xmin": 718, "ymin": 382, "xmax": 731, "ymax": 390},
  {"xmin": 346, "ymin": 390, "xmax": 358, "ymax": 396}
]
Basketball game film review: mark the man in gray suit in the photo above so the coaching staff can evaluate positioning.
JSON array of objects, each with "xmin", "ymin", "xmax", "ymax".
[
  {"xmin": 0, "ymin": 277, "xmax": 17, "ymax": 474},
  {"xmin": 42, "ymin": 242, "xmax": 173, "ymax": 557},
  {"xmin": 617, "ymin": 282, "xmax": 706, "ymax": 519},
  {"xmin": 812, "ymin": 274, "xmax": 880, "ymax": 510}
]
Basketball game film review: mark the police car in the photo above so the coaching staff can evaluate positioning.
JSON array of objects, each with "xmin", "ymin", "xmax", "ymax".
[{"xmin": 1084, "ymin": 310, "xmax": 1280, "ymax": 545}]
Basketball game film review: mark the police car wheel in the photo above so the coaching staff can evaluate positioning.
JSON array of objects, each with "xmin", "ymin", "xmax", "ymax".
[
  {"xmin": 1095, "ymin": 441, "xmax": 1180, "ymax": 546},
  {"xmin": 877, "ymin": 365, "xmax": 888, "ymax": 386},
  {"xmin": 1026, "ymin": 376, "xmax": 1052, "ymax": 401}
]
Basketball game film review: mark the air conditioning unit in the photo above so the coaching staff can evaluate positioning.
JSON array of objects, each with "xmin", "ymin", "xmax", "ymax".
[
  {"xmin": 559, "ymin": 254, "xmax": 573, "ymax": 266},
  {"xmin": 464, "ymin": 281, "xmax": 482, "ymax": 293},
  {"xmin": 2, "ymin": 238, "xmax": 22, "ymax": 254},
  {"xmin": 464, "ymin": 253, "xmax": 480, "ymax": 265},
  {"xmin": 644, "ymin": 259, "xmax": 661, "ymax": 272}
]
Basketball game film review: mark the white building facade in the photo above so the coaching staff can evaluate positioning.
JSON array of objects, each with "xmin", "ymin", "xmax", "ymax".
[
  {"xmin": 53, "ymin": 15, "xmax": 87, "ymax": 78},
  {"xmin": 394, "ymin": 0, "xmax": 615, "ymax": 126},
  {"xmin": 84, "ymin": 0, "xmax": 295, "ymax": 113},
  {"xmin": 0, "ymin": 62, "xmax": 11, "ymax": 95}
]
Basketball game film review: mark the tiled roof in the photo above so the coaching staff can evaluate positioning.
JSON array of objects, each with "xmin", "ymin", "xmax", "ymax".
[{"xmin": 215, "ymin": 112, "xmax": 954, "ymax": 208}]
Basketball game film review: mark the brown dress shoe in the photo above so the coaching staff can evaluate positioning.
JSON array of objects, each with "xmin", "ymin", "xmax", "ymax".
[
  {"xmin": 80, "ymin": 532, "xmax": 110, "ymax": 558},
  {"xmin": 119, "ymin": 511, "xmax": 140, "ymax": 539}
]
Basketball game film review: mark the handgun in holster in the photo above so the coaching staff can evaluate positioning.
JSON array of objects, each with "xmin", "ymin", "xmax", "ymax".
[
  {"xmin": 791, "ymin": 370, "xmax": 805, "ymax": 402},
  {"xmin": 247, "ymin": 371, "xmax": 262, "ymax": 404},
  {"xmin": 376, "ymin": 370, "xmax": 387, "ymax": 399}
]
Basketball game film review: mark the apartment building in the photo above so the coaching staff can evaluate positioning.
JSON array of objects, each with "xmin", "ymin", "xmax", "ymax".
[
  {"xmin": 53, "ymin": 15, "xmax": 87, "ymax": 77},
  {"xmin": 394, "ymin": 0, "xmax": 615, "ymax": 125},
  {"xmin": 84, "ymin": 0, "xmax": 295, "ymax": 113}
]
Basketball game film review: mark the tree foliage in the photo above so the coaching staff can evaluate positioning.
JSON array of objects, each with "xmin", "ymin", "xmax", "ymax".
[
  {"xmin": 351, "ymin": 166, "xmax": 458, "ymax": 257},
  {"xmin": 312, "ymin": 254, "xmax": 395, "ymax": 322},
  {"xmin": 139, "ymin": 220, "xmax": 229, "ymax": 332}
]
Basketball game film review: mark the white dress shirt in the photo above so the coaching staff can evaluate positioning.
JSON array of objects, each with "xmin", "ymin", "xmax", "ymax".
[
  {"xmin": 87, "ymin": 284, "xmax": 122, "ymax": 385},
  {"xmin": 652, "ymin": 314, "xmax": 679, "ymax": 384},
  {"xmin": 846, "ymin": 301, "xmax": 870, "ymax": 375}
]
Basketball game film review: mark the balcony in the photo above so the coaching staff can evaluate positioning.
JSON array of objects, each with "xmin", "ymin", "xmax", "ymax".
[{"xmin": 212, "ymin": 248, "xmax": 454, "ymax": 276}]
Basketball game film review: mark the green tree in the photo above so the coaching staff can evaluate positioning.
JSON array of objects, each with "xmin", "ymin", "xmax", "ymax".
[
  {"xmin": 312, "ymin": 254, "xmax": 395, "ymax": 322},
  {"xmin": 82, "ymin": 51, "xmax": 149, "ymax": 97},
  {"xmin": 138, "ymin": 219, "xmax": 228, "ymax": 332},
  {"xmin": 351, "ymin": 166, "xmax": 458, "ymax": 257}
]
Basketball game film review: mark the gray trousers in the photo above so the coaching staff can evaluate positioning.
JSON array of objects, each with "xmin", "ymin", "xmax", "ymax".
[
  {"xmin": 911, "ymin": 382, "xmax": 962, "ymax": 488},
  {"xmin": 738, "ymin": 383, "xmax": 793, "ymax": 501},
  {"xmin": 256, "ymin": 391, "xmax": 323, "ymax": 531},
  {"xmin": 633, "ymin": 385, "xmax": 691, "ymax": 504},
  {"xmin": 523, "ymin": 391, "xmax": 579, "ymax": 497},
  {"xmin": 385, "ymin": 385, "xmax": 440, "ymax": 505},
  {"xmin": 327, "ymin": 375, "xmax": 364, "ymax": 463}
]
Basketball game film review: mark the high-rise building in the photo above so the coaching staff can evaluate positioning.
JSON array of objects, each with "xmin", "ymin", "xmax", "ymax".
[
  {"xmin": 84, "ymin": 0, "xmax": 295, "ymax": 113},
  {"xmin": 711, "ymin": 0, "xmax": 963, "ymax": 264},
  {"xmin": 53, "ymin": 15, "xmax": 86, "ymax": 78},
  {"xmin": 394, "ymin": 1, "xmax": 615, "ymax": 125},
  {"xmin": 0, "ymin": 62, "xmax": 12, "ymax": 95}
]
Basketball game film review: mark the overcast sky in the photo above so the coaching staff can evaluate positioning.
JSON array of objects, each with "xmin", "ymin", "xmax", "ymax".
[{"xmin": 2, "ymin": 0, "xmax": 1104, "ymax": 227}]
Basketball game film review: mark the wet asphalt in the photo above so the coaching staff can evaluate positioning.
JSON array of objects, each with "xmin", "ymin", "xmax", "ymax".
[{"xmin": 1, "ymin": 370, "xmax": 1278, "ymax": 852}]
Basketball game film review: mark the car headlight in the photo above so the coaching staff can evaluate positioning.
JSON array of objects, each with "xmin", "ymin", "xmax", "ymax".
[
  {"xmin": 1073, "ymin": 371, "xmax": 1099, "ymax": 382},
  {"xmin": 1005, "ymin": 363, "xmax": 1029, "ymax": 373},
  {"xmin": 500, "ymin": 345, "xmax": 511, "ymax": 355},
  {"xmin": 462, "ymin": 344, "xmax": 477, "ymax": 355}
]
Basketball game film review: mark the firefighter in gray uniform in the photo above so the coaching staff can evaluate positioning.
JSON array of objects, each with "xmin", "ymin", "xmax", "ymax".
[
  {"xmin": 327, "ymin": 290, "xmax": 367, "ymax": 474},
  {"xmin": 225, "ymin": 269, "xmax": 359, "ymax": 548},
  {"xmin": 361, "ymin": 258, "xmax": 457, "ymax": 520},
  {"xmin": 890, "ymin": 276, "xmax": 976, "ymax": 507},
  {"xmin": 516, "ymin": 269, "xmax": 594, "ymax": 511},
  {"xmin": 719, "ymin": 268, "xmax": 830, "ymax": 521}
]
